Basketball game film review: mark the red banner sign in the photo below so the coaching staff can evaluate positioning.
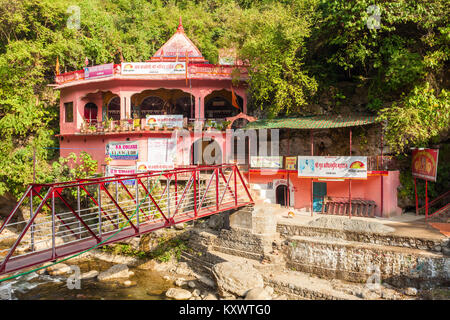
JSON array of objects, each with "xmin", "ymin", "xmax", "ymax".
[{"xmin": 412, "ymin": 148, "xmax": 439, "ymax": 182}]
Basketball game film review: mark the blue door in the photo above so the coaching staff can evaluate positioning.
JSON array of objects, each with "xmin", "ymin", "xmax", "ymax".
[{"xmin": 313, "ymin": 182, "xmax": 327, "ymax": 212}]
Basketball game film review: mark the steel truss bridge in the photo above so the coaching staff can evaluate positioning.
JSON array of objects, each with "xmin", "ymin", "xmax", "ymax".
[{"xmin": 0, "ymin": 164, "xmax": 253, "ymax": 276}]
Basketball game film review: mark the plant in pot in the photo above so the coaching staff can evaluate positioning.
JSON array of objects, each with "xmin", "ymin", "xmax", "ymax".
[
  {"xmin": 105, "ymin": 156, "xmax": 113, "ymax": 165},
  {"xmin": 221, "ymin": 120, "xmax": 231, "ymax": 131},
  {"xmin": 88, "ymin": 125, "xmax": 96, "ymax": 133}
]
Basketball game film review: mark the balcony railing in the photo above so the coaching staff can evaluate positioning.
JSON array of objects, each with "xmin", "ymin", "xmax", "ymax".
[{"xmin": 78, "ymin": 117, "xmax": 232, "ymax": 134}]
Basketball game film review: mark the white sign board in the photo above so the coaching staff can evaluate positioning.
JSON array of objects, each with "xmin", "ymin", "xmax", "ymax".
[
  {"xmin": 106, "ymin": 166, "xmax": 136, "ymax": 185},
  {"xmin": 106, "ymin": 141, "xmax": 139, "ymax": 160},
  {"xmin": 146, "ymin": 138, "xmax": 177, "ymax": 170},
  {"xmin": 145, "ymin": 114, "xmax": 184, "ymax": 128},
  {"xmin": 250, "ymin": 156, "xmax": 283, "ymax": 169},
  {"xmin": 136, "ymin": 162, "xmax": 174, "ymax": 172},
  {"xmin": 297, "ymin": 156, "xmax": 367, "ymax": 179},
  {"xmin": 121, "ymin": 62, "xmax": 186, "ymax": 75}
]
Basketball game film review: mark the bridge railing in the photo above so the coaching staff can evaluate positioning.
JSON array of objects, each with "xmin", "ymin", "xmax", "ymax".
[{"xmin": 0, "ymin": 164, "xmax": 253, "ymax": 275}]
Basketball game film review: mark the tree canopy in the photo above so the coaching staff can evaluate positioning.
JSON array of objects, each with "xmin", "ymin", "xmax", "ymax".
[{"xmin": 0, "ymin": 0, "xmax": 448, "ymax": 199}]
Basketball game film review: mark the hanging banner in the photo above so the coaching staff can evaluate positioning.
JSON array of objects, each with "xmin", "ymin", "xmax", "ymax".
[
  {"xmin": 121, "ymin": 62, "xmax": 186, "ymax": 75},
  {"xmin": 145, "ymin": 115, "xmax": 184, "ymax": 128},
  {"xmin": 250, "ymin": 156, "xmax": 283, "ymax": 169},
  {"xmin": 411, "ymin": 148, "xmax": 439, "ymax": 182},
  {"xmin": 106, "ymin": 141, "xmax": 139, "ymax": 160},
  {"xmin": 84, "ymin": 63, "xmax": 114, "ymax": 79},
  {"xmin": 297, "ymin": 156, "xmax": 367, "ymax": 179},
  {"xmin": 285, "ymin": 157, "xmax": 297, "ymax": 170},
  {"xmin": 146, "ymin": 137, "xmax": 177, "ymax": 170},
  {"xmin": 105, "ymin": 166, "xmax": 136, "ymax": 185}
]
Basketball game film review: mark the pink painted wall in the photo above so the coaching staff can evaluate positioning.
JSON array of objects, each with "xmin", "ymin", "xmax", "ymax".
[
  {"xmin": 249, "ymin": 171, "xmax": 402, "ymax": 217},
  {"xmin": 59, "ymin": 130, "xmax": 230, "ymax": 173}
]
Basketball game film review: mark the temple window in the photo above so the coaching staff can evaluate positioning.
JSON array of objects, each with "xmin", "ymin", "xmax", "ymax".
[
  {"xmin": 204, "ymin": 96, "xmax": 240, "ymax": 119},
  {"xmin": 64, "ymin": 102, "xmax": 73, "ymax": 123},
  {"xmin": 84, "ymin": 102, "xmax": 98, "ymax": 124},
  {"xmin": 107, "ymin": 96, "xmax": 120, "ymax": 121},
  {"xmin": 140, "ymin": 96, "xmax": 165, "ymax": 117}
]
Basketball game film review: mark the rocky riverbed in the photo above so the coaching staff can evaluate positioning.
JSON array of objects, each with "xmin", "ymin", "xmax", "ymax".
[{"xmin": 1, "ymin": 218, "xmax": 448, "ymax": 300}]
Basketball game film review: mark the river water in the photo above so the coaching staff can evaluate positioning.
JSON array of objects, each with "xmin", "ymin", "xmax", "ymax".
[{"xmin": 1, "ymin": 258, "xmax": 173, "ymax": 300}]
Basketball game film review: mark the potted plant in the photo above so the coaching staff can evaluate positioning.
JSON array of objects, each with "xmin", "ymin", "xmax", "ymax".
[
  {"xmin": 105, "ymin": 156, "xmax": 113, "ymax": 165},
  {"xmin": 133, "ymin": 119, "xmax": 140, "ymax": 131},
  {"xmin": 221, "ymin": 120, "xmax": 231, "ymax": 131}
]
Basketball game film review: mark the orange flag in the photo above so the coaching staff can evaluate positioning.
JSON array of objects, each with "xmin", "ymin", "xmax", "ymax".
[
  {"xmin": 55, "ymin": 56, "xmax": 60, "ymax": 75},
  {"xmin": 231, "ymin": 86, "xmax": 240, "ymax": 109},
  {"xmin": 185, "ymin": 50, "xmax": 189, "ymax": 85}
]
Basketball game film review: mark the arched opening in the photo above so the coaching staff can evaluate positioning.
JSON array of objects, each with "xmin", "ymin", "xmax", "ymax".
[
  {"xmin": 84, "ymin": 103, "xmax": 98, "ymax": 123},
  {"xmin": 190, "ymin": 139, "xmax": 222, "ymax": 166},
  {"xmin": 275, "ymin": 185, "xmax": 288, "ymax": 206},
  {"xmin": 175, "ymin": 96, "xmax": 194, "ymax": 118},
  {"xmin": 131, "ymin": 89, "xmax": 195, "ymax": 119},
  {"xmin": 107, "ymin": 96, "xmax": 120, "ymax": 121},
  {"xmin": 140, "ymin": 96, "xmax": 165, "ymax": 117},
  {"xmin": 204, "ymin": 90, "xmax": 242, "ymax": 119}
]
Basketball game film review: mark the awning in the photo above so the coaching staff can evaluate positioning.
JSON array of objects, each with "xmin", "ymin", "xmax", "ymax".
[{"xmin": 244, "ymin": 115, "xmax": 378, "ymax": 130}]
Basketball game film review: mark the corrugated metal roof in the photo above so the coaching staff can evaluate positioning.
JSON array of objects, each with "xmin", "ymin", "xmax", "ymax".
[{"xmin": 244, "ymin": 115, "xmax": 378, "ymax": 130}]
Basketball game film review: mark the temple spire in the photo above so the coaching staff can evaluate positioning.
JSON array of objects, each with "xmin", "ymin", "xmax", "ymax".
[{"xmin": 177, "ymin": 16, "xmax": 184, "ymax": 32}]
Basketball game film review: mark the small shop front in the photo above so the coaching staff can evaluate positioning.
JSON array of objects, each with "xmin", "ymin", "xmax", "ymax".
[{"xmin": 244, "ymin": 115, "xmax": 403, "ymax": 218}]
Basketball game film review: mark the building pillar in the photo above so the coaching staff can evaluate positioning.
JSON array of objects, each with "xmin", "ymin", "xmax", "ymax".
[{"xmin": 120, "ymin": 92, "xmax": 133, "ymax": 120}]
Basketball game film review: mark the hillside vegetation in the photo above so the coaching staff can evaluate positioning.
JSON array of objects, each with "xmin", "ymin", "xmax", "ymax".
[{"xmin": 0, "ymin": 0, "xmax": 448, "ymax": 201}]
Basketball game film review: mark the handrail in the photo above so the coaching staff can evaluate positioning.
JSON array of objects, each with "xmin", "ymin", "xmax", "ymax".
[{"xmin": 418, "ymin": 190, "xmax": 450, "ymax": 211}]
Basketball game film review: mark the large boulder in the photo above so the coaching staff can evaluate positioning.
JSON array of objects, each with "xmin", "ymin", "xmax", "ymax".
[
  {"xmin": 165, "ymin": 288, "xmax": 192, "ymax": 300},
  {"xmin": 245, "ymin": 287, "xmax": 272, "ymax": 300},
  {"xmin": 212, "ymin": 262, "xmax": 264, "ymax": 297},
  {"xmin": 97, "ymin": 264, "xmax": 132, "ymax": 281},
  {"xmin": 47, "ymin": 263, "xmax": 72, "ymax": 276}
]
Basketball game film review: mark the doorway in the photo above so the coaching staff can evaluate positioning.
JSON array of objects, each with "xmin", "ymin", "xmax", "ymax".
[
  {"xmin": 275, "ymin": 185, "xmax": 288, "ymax": 206},
  {"xmin": 313, "ymin": 182, "xmax": 327, "ymax": 212}
]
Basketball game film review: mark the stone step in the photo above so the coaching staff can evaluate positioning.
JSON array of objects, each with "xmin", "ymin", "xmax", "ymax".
[{"xmin": 277, "ymin": 221, "xmax": 447, "ymax": 253}]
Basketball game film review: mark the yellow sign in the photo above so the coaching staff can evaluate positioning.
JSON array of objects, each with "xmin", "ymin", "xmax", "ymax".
[{"xmin": 285, "ymin": 157, "xmax": 297, "ymax": 170}]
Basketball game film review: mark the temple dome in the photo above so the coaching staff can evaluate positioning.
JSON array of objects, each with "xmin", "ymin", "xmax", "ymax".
[{"xmin": 150, "ymin": 17, "xmax": 208, "ymax": 63}]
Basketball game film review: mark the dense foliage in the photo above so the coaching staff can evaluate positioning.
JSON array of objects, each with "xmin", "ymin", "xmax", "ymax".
[{"xmin": 0, "ymin": 0, "xmax": 448, "ymax": 200}]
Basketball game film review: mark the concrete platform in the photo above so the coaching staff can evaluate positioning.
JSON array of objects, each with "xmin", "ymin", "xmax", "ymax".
[{"xmin": 277, "ymin": 210, "xmax": 448, "ymax": 242}]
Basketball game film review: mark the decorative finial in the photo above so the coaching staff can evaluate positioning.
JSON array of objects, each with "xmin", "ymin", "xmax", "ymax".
[{"xmin": 177, "ymin": 16, "xmax": 184, "ymax": 32}]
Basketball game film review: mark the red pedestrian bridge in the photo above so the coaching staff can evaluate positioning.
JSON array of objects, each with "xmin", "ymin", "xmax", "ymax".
[{"xmin": 0, "ymin": 164, "xmax": 253, "ymax": 276}]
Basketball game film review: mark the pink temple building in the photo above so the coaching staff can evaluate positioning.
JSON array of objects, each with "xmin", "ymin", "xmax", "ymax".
[
  {"xmin": 55, "ymin": 19, "xmax": 252, "ymax": 174},
  {"xmin": 54, "ymin": 19, "xmax": 402, "ymax": 218}
]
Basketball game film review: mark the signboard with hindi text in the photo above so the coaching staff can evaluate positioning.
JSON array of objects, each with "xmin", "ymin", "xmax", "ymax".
[
  {"xmin": 297, "ymin": 156, "xmax": 367, "ymax": 179},
  {"xmin": 411, "ymin": 148, "xmax": 439, "ymax": 182},
  {"xmin": 84, "ymin": 63, "xmax": 114, "ymax": 80},
  {"xmin": 145, "ymin": 115, "xmax": 184, "ymax": 128},
  {"xmin": 121, "ymin": 62, "xmax": 186, "ymax": 75}
]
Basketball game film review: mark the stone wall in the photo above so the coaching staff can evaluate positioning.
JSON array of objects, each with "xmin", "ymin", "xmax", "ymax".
[{"xmin": 284, "ymin": 235, "xmax": 450, "ymax": 288}]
